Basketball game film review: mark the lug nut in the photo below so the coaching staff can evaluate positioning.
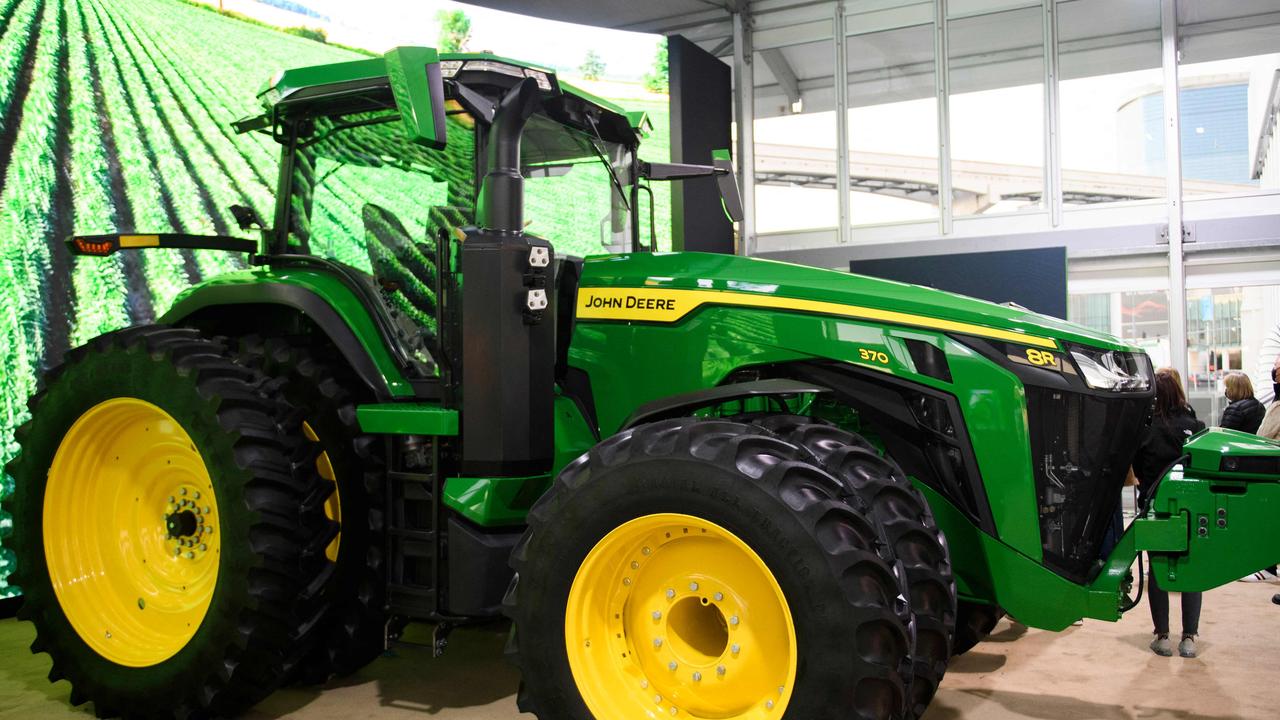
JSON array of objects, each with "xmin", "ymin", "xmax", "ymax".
[
  {"xmin": 193, "ymin": 491, "xmax": 200, "ymax": 500},
  {"xmin": 654, "ymin": 638, "xmax": 663, "ymax": 648},
  {"xmin": 652, "ymin": 611, "xmax": 662, "ymax": 621},
  {"xmin": 642, "ymin": 547, "xmax": 652, "ymax": 556},
  {"xmin": 766, "ymin": 700, "xmax": 775, "ymax": 710},
  {"xmin": 666, "ymin": 588, "xmax": 676, "ymax": 599},
  {"xmin": 202, "ymin": 506, "xmax": 210, "ymax": 514},
  {"xmin": 731, "ymin": 643, "xmax": 741, "ymax": 654},
  {"xmin": 185, "ymin": 552, "xmax": 195, "ymax": 559},
  {"xmin": 714, "ymin": 592, "xmax": 724, "ymax": 602},
  {"xmin": 717, "ymin": 665, "xmax": 726, "ymax": 676},
  {"xmin": 689, "ymin": 582, "xmax": 699, "ymax": 592},
  {"xmin": 180, "ymin": 488, "xmax": 187, "ymax": 496},
  {"xmin": 631, "ymin": 561, "xmax": 640, "ymax": 570},
  {"xmin": 668, "ymin": 661, "xmax": 677, "ymax": 671},
  {"xmin": 692, "ymin": 672, "xmax": 702, "ymax": 682},
  {"xmin": 729, "ymin": 616, "xmax": 740, "ymax": 626},
  {"xmin": 198, "ymin": 544, "xmax": 207, "ymax": 551}
]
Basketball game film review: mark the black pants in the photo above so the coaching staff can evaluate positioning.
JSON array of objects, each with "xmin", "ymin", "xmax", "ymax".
[{"xmin": 1148, "ymin": 559, "xmax": 1202, "ymax": 636}]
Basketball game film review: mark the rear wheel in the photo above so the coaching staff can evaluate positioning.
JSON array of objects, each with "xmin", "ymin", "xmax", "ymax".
[
  {"xmin": 740, "ymin": 415, "xmax": 956, "ymax": 719},
  {"xmin": 507, "ymin": 418, "xmax": 911, "ymax": 720},
  {"xmin": 234, "ymin": 336, "xmax": 387, "ymax": 683},
  {"xmin": 5, "ymin": 326, "xmax": 328, "ymax": 719}
]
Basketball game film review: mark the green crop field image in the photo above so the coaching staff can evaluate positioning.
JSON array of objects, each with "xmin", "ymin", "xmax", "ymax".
[{"xmin": 0, "ymin": 0, "xmax": 671, "ymax": 598}]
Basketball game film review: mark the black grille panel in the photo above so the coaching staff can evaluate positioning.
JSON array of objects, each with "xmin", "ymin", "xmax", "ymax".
[{"xmin": 1025, "ymin": 387, "xmax": 1152, "ymax": 582}]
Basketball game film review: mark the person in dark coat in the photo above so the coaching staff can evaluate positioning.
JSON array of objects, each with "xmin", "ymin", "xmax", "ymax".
[
  {"xmin": 1219, "ymin": 372, "xmax": 1265, "ymax": 434},
  {"xmin": 1133, "ymin": 369, "xmax": 1206, "ymax": 658}
]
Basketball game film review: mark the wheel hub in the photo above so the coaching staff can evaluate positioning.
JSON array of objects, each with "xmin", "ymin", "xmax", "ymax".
[{"xmin": 565, "ymin": 513, "xmax": 796, "ymax": 719}]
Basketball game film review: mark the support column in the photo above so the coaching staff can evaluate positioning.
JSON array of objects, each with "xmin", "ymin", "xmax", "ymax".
[
  {"xmin": 1043, "ymin": 0, "xmax": 1062, "ymax": 226},
  {"xmin": 1162, "ymin": 0, "xmax": 1188, "ymax": 381},
  {"xmin": 733, "ymin": 11, "xmax": 757, "ymax": 255},
  {"xmin": 935, "ymin": 0, "xmax": 953, "ymax": 235},
  {"xmin": 833, "ymin": 2, "xmax": 851, "ymax": 245}
]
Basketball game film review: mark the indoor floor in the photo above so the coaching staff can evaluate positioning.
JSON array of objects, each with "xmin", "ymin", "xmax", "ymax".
[{"xmin": 1, "ymin": 581, "xmax": 1277, "ymax": 720}]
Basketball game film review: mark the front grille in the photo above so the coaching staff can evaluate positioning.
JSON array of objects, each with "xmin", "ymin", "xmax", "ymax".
[{"xmin": 1025, "ymin": 386, "xmax": 1152, "ymax": 582}]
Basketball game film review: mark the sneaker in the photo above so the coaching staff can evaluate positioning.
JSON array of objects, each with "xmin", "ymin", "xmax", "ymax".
[
  {"xmin": 1150, "ymin": 634, "xmax": 1173, "ymax": 656},
  {"xmin": 1179, "ymin": 636, "xmax": 1197, "ymax": 658},
  {"xmin": 1239, "ymin": 570, "xmax": 1280, "ymax": 583}
]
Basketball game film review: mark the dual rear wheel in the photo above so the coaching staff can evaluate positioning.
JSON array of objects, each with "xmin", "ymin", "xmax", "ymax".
[{"xmin": 507, "ymin": 416, "xmax": 957, "ymax": 720}]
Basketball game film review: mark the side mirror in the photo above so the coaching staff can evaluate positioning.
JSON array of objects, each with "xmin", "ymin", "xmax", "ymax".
[{"xmin": 384, "ymin": 46, "xmax": 448, "ymax": 150}]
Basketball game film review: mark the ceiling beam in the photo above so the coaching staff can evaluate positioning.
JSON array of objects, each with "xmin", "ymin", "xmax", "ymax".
[{"xmin": 759, "ymin": 47, "xmax": 801, "ymax": 106}]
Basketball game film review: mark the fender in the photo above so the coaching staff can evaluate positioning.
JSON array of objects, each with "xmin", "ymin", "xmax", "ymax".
[
  {"xmin": 161, "ymin": 267, "xmax": 425, "ymax": 399},
  {"xmin": 619, "ymin": 378, "xmax": 830, "ymax": 430}
]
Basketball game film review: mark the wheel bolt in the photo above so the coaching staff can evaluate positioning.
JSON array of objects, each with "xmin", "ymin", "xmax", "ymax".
[
  {"xmin": 652, "ymin": 611, "xmax": 662, "ymax": 621},
  {"xmin": 180, "ymin": 488, "xmax": 187, "ymax": 496},
  {"xmin": 623, "ymin": 578, "xmax": 632, "ymax": 586},
  {"xmin": 692, "ymin": 671, "xmax": 702, "ymax": 682},
  {"xmin": 193, "ymin": 491, "xmax": 200, "ymax": 500},
  {"xmin": 631, "ymin": 561, "xmax": 640, "ymax": 570},
  {"xmin": 717, "ymin": 665, "xmax": 726, "ymax": 676},
  {"xmin": 666, "ymin": 588, "xmax": 675, "ymax": 599},
  {"xmin": 729, "ymin": 616, "xmax": 740, "ymax": 626},
  {"xmin": 670, "ymin": 708, "xmax": 678, "ymax": 716},
  {"xmin": 641, "ymin": 680, "xmax": 649, "ymax": 689},
  {"xmin": 202, "ymin": 506, "xmax": 210, "ymax": 514},
  {"xmin": 654, "ymin": 695, "xmax": 662, "ymax": 704},
  {"xmin": 168, "ymin": 495, "xmax": 175, "ymax": 503},
  {"xmin": 654, "ymin": 638, "xmax": 663, "ymax": 648},
  {"xmin": 185, "ymin": 552, "xmax": 195, "ymax": 559},
  {"xmin": 198, "ymin": 544, "xmax": 207, "ymax": 551},
  {"xmin": 668, "ymin": 661, "xmax": 677, "ymax": 671},
  {"xmin": 731, "ymin": 643, "xmax": 741, "ymax": 655},
  {"xmin": 642, "ymin": 547, "xmax": 652, "ymax": 556},
  {"xmin": 689, "ymin": 582, "xmax": 699, "ymax": 592},
  {"xmin": 766, "ymin": 700, "xmax": 775, "ymax": 710},
  {"xmin": 714, "ymin": 592, "xmax": 724, "ymax": 602}
]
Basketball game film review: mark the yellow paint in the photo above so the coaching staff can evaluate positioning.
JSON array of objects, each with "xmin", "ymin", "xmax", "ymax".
[
  {"xmin": 564, "ymin": 513, "xmax": 796, "ymax": 719},
  {"xmin": 118, "ymin": 235, "xmax": 160, "ymax": 248},
  {"xmin": 576, "ymin": 286, "xmax": 1059, "ymax": 349},
  {"xmin": 44, "ymin": 398, "xmax": 219, "ymax": 667},
  {"xmin": 302, "ymin": 421, "xmax": 342, "ymax": 563}
]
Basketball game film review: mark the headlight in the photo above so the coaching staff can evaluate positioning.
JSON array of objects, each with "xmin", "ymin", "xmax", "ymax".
[{"xmin": 1070, "ymin": 347, "xmax": 1151, "ymax": 391}]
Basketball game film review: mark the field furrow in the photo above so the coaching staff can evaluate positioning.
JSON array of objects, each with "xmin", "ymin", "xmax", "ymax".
[
  {"xmin": 79, "ymin": 0, "xmax": 195, "ymax": 311},
  {"xmin": 64, "ymin": 0, "xmax": 131, "ymax": 344},
  {"xmin": 0, "ymin": 0, "xmax": 62, "ymax": 467},
  {"xmin": 0, "ymin": 0, "xmax": 44, "ymax": 181}
]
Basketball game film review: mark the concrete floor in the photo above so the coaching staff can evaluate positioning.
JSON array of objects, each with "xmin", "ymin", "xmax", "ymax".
[{"xmin": 1, "ymin": 581, "xmax": 1277, "ymax": 720}]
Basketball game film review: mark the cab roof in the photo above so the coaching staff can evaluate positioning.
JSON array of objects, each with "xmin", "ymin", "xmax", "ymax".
[{"xmin": 250, "ymin": 48, "xmax": 650, "ymax": 144}]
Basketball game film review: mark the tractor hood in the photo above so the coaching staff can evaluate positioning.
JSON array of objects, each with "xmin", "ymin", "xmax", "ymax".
[{"xmin": 578, "ymin": 251, "xmax": 1134, "ymax": 352}]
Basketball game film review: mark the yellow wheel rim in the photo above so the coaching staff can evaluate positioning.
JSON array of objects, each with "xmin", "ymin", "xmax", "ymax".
[
  {"xmin": 301, "ymin": 421, "xmax": 341, "ymax": 562},
  {"xmin": 565, "ymin": 513, "xmax": 797, "ymax": 719},
  {"xmin": 44, "ymin": 398, "xmax": 220, "ymax": 667}
]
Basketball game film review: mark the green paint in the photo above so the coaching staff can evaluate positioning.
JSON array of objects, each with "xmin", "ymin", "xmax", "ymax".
[
  {"xmin": 384, "ymin": 47, "xmax": 445, "ymax": 149},
  {"xmin": 552, "ymin": 394, "xmax": 597, "ymax": 478},
  {"xmin": 162, "ymin": 267, "xmax": 416, "ymax": 397},
  {"xmin": 443, "ymin": 474, "xmax": 553, "ymax": 527},
  {"xmin": 357, "ymin": 403, "xmax": 458, "ymax": 436},
  {"xmin": 1184, "ymin": 427, "xmax": 1280, "ymax": 480}
]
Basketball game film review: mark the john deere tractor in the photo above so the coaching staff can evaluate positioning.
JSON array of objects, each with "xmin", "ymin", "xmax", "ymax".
[{"xmin": 7, "ymin": 47, "xmax": 1280, "ymax": 720}]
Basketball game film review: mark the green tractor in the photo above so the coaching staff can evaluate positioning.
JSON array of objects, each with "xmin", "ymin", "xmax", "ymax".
[{"xmin": 6, "ymin": 46, "xmax": 1280, "ymax": 720}]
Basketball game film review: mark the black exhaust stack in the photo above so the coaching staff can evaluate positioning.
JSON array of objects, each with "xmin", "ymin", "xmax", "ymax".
[{"xmin": 461, "ymin": 78, "xmax": 557, "ymax": 475}]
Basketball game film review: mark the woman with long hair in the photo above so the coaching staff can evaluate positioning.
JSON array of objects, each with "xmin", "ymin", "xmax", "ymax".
[{"xmin": 1132, "ymin": 369, "xmax": 1206, "ymax": 657}]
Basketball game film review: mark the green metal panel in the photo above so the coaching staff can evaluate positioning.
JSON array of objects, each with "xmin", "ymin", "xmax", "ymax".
[
  {"xmin": 1184, "ymin": 428, "xmax": 1280, "ymax": 480},
  {"xmin": 443, "ymin": 475, "xmax": 552, "ymax": 527},
  {"xmin": 357, "ymin": 403, "xmax": 458, "ymax": 435},
  {"xmin": 916, "ymin": 483, "xmax": 1128, "ymax": 630},
  {"xmin": 162, "ymin": 268, "xmax": 415, "ymax": 397},
  {"xmin": 1141, "ymin": 456, "xmax": 1280, "ymax": 592},
  {"xmin": 552, "ymin": 394, "xmax": 598, "ymax": 478},
  {"xmin": 384, "ymin": 46, "xmax": 446, "ymax": 149}
]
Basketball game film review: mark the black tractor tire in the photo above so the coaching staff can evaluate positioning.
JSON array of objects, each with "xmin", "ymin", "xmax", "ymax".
[
  {"xmin": 234, "ymin": 335, "xmax": 387, "ymax": 683},
  {"xmin": 741, "ymin": 414, "xmax": 957, "ymax": 720},
  {"xmin": 506, "ymin": 417, "xmax": 912, "ymax": 720},
  {"xmin": 952, "ymin": 601, "xmax": 1005, "ymax": 656},
  {"xmin": 4, "ymin": 326, "xmax": 329, "ymax": 719}
]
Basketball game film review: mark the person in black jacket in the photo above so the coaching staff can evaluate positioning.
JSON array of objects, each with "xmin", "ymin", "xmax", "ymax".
[
  {"xmin": 1133, "ymin": 369, "xmax": 1206, "ymax": 658},
  {"xmin": 1220, "ymin": 372, "xmax": 1265, "ymax": 434}
]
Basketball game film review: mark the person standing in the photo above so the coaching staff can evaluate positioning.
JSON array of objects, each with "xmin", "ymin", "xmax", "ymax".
[
  {"xmin": 1133, "ymin": 369, "xmax": 1206, "ymax": 658},
  {"xmin": 1220, "ymin": 372, "xmax": 1265, "ymax": 434}
]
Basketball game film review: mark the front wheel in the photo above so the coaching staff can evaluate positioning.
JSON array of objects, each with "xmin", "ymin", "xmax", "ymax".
[{"xmin": 506, "ymin": 418, "xmax": 911, "ymax": 720}]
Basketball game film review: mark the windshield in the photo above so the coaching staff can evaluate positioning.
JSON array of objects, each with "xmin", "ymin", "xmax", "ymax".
[{"xmin": 521, "ymin": 113, "xmax": 633, "ymax": 256}]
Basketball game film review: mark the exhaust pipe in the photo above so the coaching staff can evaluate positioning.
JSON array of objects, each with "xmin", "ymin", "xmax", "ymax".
[
  {"xmin": 461, "ymin": 77, "xmax": 556, "ymax": 476},
  {"xmin": 479, "ymin": 77, "xmax": 542, "ymax": 234}
]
